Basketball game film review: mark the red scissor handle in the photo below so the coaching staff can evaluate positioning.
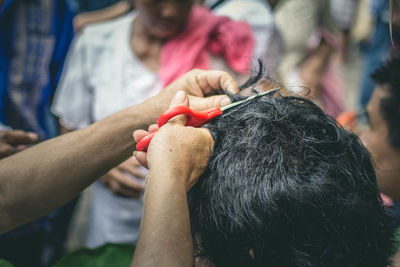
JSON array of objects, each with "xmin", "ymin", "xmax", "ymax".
[
  {"xmin": 157, "ymin": 106, "xmax": 222, "ymax": 127},
  {"xmin": 135, "ymin": 106, "xmax": 222, "ymax": 152}
]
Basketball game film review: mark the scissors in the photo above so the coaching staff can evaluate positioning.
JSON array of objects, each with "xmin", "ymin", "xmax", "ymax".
[{"xmin": 136, "ymin": 88, "xmax": 279, "ymax": 152}]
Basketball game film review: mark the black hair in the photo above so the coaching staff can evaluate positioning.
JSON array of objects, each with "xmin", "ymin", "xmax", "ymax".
[
  {"xmin": 371, "ymin": 57, "xmax": 400, "ymax": 149},
  {"xmin": 187, "ymin": 74, "xmax": 395, "ymax": 266}
]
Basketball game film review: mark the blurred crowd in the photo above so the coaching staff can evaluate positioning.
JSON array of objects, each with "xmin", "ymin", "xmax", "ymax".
[{"xmin": 0, "ymin": 0, "xmax": 399, "ymax": 266}]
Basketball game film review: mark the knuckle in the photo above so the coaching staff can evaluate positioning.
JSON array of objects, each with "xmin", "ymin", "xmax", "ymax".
[
  {"xmin": 110, "ymin": 184, "xmax": 121, "ymax": 194},
  {"xmin": 0, "ymin": 144, "xmax": 14, "ymax": 155}
]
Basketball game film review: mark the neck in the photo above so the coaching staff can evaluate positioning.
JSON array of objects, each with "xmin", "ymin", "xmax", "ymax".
[
  {"xmin": 130, "ymin": 17, "xmax": 164, "ymax": 72},
  {"xmin": 132, "ymin": 17, "xmax": 163, "ymax": 44}
]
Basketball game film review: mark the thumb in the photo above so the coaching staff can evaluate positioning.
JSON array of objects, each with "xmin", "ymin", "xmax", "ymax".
[
  {"xmin": 188, "ymin": 95, "xmax": 231, "ymax": 111},
  {"xmin": 168, "ymin": 90, "xmax": 189, "ymax": 125}
]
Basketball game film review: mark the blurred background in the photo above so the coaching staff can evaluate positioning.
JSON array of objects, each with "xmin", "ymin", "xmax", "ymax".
[{"xmin": 0, "ymin": 0, "xmax": 399, "ymax": 266}]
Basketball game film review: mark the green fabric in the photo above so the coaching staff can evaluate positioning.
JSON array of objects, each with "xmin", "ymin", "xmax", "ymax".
[
  {"xmin": 394, "ymin": 226, "xmax": 400, "ymax": 252},
  {"xmin": 53, "ymin": 243, "xmax": 135, "ymax": 267},
  {"xmin": 0, "ymin": 259, "xmax": 14, "ymax": 267}
]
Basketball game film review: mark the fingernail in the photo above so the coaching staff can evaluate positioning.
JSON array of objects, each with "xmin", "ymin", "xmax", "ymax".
[
  {"xmin": 133, "ymin": 151, "xmax": 137, "ymax": 157},
  {"xmin": 220, "ymin": 96, "xmax": 231, "ymax": 106},
  {"xmin": 27, "ymin": 132, "xmax": 39, "ymax": 141}
]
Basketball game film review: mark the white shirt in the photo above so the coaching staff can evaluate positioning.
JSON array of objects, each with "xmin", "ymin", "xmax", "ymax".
[
  {"xmin": 52, "ymin": 10, "xmax": 260, "ymax": 248},
  {"xmin": 52, "ymin": 13, "xmax": 160, "ymax": 248},
  {"xmin": 209, "ymin": 0, "xmax": 283, "ymax": 78}
]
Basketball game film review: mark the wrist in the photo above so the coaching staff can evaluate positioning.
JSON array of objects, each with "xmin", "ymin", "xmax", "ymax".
[{"xmin": 147, "ymin": 166, "xmax": 191, "ymax": 191}]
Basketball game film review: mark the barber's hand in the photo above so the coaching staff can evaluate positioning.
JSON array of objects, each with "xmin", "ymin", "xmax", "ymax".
[
  {"xmin": 100, "ymin": 157, "xmax": 146, "ymax": 198},
  {"xmin": 134, "ymin": 91, "xmax": 214, "ymax": 191},
  {"xmin": 151, "ymin": 69, "xmax": 239, "ymax": 115},
  {"xmin": 0, "ymin": 130, "xmax": 38, "ymax": 159}
]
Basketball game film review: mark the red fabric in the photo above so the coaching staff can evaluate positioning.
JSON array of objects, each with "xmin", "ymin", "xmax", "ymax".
[{"xmin": 160, "ymin": 6, "xmax": 254, "ymax": 87}]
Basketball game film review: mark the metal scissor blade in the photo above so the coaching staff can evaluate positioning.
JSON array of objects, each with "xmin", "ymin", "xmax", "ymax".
[{"xmin": 221, "ymin": 87, "xmax": 280, "ymax": 112}]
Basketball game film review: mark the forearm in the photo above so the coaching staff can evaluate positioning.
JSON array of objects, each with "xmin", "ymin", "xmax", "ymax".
[
  {"xmin": 0, "ymin": 100, "xmax": 159, "ymax": 234},
  {"xmin": 131, "ymin": 169, "xmax": 194, "ymax": 267},
  {"xmin": 312, "ymin": 41, "xmax": 334, "ymax": 71},
  {"xmin": 74, "ymin": 1, "xmax": 131, "ymax": 30}
]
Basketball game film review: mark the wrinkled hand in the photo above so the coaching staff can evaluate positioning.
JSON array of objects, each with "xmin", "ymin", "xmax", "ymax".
[
  {"xmin": 100, "ymin": 157, "xmax": 146, "ymax": 198},
  {"xmin": 152, "ymin": 69, "xmax": 239, "ymax": 115},
  {"xmin": 134, "ymin": 91, "xmax": 214, "ymax": 191},
  {"xmin": 0, "ymin": 130, "xmax": 38, "ymax": 159}
]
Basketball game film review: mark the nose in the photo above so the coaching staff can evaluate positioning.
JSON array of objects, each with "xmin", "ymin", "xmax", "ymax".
[{"xmin": 160, "ymin": 2, "xmax": 180, "ymax": 18}]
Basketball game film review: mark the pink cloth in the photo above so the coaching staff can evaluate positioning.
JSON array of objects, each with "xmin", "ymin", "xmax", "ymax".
[
  {"xmin": 160, "ymin": 6, "xmax": 254, "ymax": 87},
  {"xmin": 320, "ymin": 62, "xmax": 346, "ymax": 118},
  {"xmin": 381, "ymin": 194, "xmax": 394, "ymax": 207}
]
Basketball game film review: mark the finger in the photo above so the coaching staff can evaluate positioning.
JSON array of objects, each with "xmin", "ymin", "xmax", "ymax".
[
  {"xmin": 119, "ymin": 158, "xmax": 146, "ymax": 179},
  {"xmin": 133, "ymin": 129, "xmax": 150, "ymax": 143},
  {"xmin": 128, "ymin": 156, "xmax": 141, "ymax": 166},
  {"xmin": 112, "ymin": 170, "xmax": 145, "ymax": 192},
  {"xmin": 188, "ymin": 95, "xmax": 232, "ymax": 111},
  {"xmin": 15, "ymin": 145, "xmax": 28, "ymax": 152},
  {"xmin": 134, "ymin": 151, "xmax": 148, "ymax": 169},
  {"xmin": 107, "ymin": 179, "xmax": 142, "ymax": 198},
  {"xmin": 3, "ymin": 130, "xmax": 38, "ymax": 145},
  {"xmin": 167, "ymin": 90, "xmax": 189, "ymax": 126},
  {"xmin": 169, "ymin": 90, "xmax": 189, "ymax": 108},
  {"xmin": 0, "ymin": 144, "xmax": 16, "ymax": 159},
  {"xmin": 148, "ymin": 124, "xmax": 159, "ymax": 133},
  {"xmin": 190, "ymin": 69, "xmax": 239, "ymax": 96}
]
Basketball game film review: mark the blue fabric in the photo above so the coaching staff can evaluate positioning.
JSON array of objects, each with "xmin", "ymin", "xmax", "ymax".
[
  {"xmin": 359, "ymin": 19, "xmax": 392, "ymax": 107},
  {"xmin": 359, "ymin": 0, "xmax": 396, "ymax": 107},
  {"xmin": 0, "ymin": 0, "xmax": 75, "ymax": 139},
  {"xmin": 370, "ymin": 0, "xmax": 388, "ymax": 19},
  {"xmin": 0, "ymin": 2, "xmax": 76, "ymax": 266}
]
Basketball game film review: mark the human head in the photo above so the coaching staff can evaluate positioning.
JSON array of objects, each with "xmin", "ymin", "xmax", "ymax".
[
  {"xmin": 188, "ymin": 78, "xmax": 395, "ymax": 266},
  {"xmin": 133, "ymin": 0, "xmax": 194, "ymax": 40},
  {"xmin": 360, "ymin": 58, "xmax": 400, "ymax": 200}
]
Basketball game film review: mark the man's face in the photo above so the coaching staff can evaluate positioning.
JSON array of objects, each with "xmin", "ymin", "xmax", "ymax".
[
  {"xmin": 360, "ymin": 86, "xmax": 400, "ymax": 200},
  {"xmin": 134, "ymin": 0, "xmax": 194, "ymax": 40}
]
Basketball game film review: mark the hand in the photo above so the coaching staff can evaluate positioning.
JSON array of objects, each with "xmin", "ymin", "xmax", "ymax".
[
  {"xmin": 300, "ymin": 56, "xmax": 323, "ymax": 100},
  {"xmin": 134, "ymin": 91, "xmax": 214, "ymax": 191},
  {"xmin": 150, "ymin": 69, "xmax": 239, "ymax": 116},
  {"xmin": 100, "ymin": 157, "xmax": 146, "ymax": 198},
  {"xmin": 0, "ymin": 130, "xmax": 38, "ymax": 159}
]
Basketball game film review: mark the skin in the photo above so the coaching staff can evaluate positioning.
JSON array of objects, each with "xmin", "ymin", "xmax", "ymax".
[
  {"xmin": 0, "ymin": 69, "xmax": 238, "ymax": 234},
  {"xmin": 73, "ymin": 1, "xmax": 132, "ymax": 32},
  {"xmin": 131, "ymin": 91, "xmax": 213, "ymax": 267},
  {"xmin": 0, "ymin": 130, "xmax": 38, "ymax": 159},
  {"xmin": 131, "ymin": 0, "xmax": 194, "ymax": 71},
  {"xmin": 360, "ymin": 86, "xmax": 400, "ymax": 200},
  {"xmin": 69, "ymin": 0, "xmax": 195, "ymax": 197},
  {"xmin": 133, "ymin": 0, "xmax": 193, "ymax": 40},
  {"xmin": 299, "ymin": 41, "xmax": 333, "ymax": 101},
  {"xmin": 130, "ymin": 81, "xmax": 279, "ymax": 266}
]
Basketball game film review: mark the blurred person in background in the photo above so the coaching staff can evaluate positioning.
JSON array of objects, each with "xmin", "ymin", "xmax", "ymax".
[
  {"xmin": 204, "ymin": 0, "xmax": 283, "ymax": 78},
  {"xmin": 0, "ymin": 0, "xmax": 77, "ymax": 266},
  {"xmin": 359, "ymin": 0, "xmax": 400, "ymax": 108},
  {"xmin": 273, "ymin": 0, "xmax": 345, "ymax": 118},
  {"xmin": 330, "ymin": 0, "xmax": 360, "ymax": 61},
  {"xmin": 358, "ymin": 58, "xmax": 400, "ymax": 204},
  {"xmin": 358, "ymin": 57, "xmax": 400, "ymax": 265},
  {"xmin": 338, "ymin": 57, "xmax": 400, "ymax": 219},
  {"xmin": 52, "ymin": 0, "xmax": 258, "ymax": 249}
]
